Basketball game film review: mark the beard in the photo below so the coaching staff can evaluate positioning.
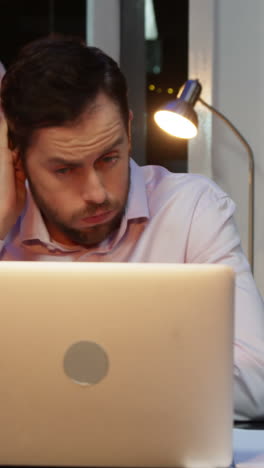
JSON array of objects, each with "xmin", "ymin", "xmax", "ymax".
[{"xmin": 25, "ymin": 167, "xmax": 130, "ymax": 248}]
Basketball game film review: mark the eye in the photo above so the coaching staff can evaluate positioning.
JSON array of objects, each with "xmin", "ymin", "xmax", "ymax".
[
  {"xmin": 54, "ymin": 167, "xmax": 72, "ymax": 175},
  {"xmin": 101, "ymin": 155, "xmax": 119, "ymax": 164}
]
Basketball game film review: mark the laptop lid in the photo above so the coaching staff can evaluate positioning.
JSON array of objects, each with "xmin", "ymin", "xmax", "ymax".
[{"xmin": 0, "ymin": 261, "xmax": 234, "ymax": 467}]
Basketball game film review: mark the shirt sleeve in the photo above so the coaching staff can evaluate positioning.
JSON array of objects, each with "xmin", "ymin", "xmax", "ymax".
[{"xmin": 186, "ymin": 181, "xmax": 264, "ymax": 421}]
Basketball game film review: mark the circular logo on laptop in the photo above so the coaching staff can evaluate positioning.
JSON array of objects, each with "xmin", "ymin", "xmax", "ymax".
[{"xmin": 63, "ymin": 340, "xmax": 109, "ymax": 385}]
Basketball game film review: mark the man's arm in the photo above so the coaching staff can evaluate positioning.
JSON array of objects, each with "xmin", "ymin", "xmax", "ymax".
[
  {"xmin": 186, "ymin": 180, "xmax": 264, "ymax": 421},
  {"xmin": 0, "ymin": 113, "xmax": 26, "ymax": 240}
]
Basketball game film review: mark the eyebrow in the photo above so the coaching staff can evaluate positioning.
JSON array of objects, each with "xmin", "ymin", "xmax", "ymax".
[{"xmin": 47, "ymin": 135, "xmax": 125, "ymax": 166}]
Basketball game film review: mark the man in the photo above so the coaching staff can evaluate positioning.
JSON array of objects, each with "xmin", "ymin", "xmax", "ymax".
[{"xmin": 0, "ymin": 35, "xmax": 264, "ymax": 421}]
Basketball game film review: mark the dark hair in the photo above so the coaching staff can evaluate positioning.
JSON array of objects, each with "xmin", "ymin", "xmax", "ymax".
[{"xmin": 0, "ymin": 35, "xmax": 129, "ymax": 155}]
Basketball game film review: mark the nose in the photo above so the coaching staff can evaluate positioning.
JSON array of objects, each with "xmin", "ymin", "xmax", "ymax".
[{"xmin": 81, "ymin": 169, "xmax": 107, "ymax": 205}]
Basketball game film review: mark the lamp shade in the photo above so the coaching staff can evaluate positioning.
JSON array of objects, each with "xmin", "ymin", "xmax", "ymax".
[
  {"xmin": 154, "ymin": 79, "xmax": 202, "ymax": 139},
  {"xmin": 154, "ymin": 101, "xmax": 198, "ymax": 138}
]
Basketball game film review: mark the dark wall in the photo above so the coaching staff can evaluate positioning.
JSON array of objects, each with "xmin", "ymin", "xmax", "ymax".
[
  {"xmin": 147, "ymin": 0, "xmax": 189, "ymax": 171},
  {"xmin": 120, "ymin": 0, "xmax": 146, "ymax": 166},
  {"xmin": 0, "ymin": 0, "xmax": 86, "ymax": 67}
]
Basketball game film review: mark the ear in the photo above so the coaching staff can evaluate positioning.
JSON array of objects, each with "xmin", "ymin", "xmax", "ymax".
[
  {"xmin": 12, "ymin": 149, "xmax": 21, "ymax": 166},
  {"xmin": 13, "ymin": 149, "xmax": 26, "ymax": 179}
]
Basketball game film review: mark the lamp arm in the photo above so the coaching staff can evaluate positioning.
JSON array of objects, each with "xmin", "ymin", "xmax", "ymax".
[{"xmin": 198, "ymin": 97, "xmax": 254, "ymax": 273}]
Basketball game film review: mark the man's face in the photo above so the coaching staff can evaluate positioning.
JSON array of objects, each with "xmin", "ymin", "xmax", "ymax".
[{"xmin": 24, "ymin": 93, "xmax": 131, "ymax": 247}]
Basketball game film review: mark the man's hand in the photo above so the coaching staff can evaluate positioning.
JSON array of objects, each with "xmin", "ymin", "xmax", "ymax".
[{"xmin": 0, "ymin": 113, "xmax": 26, "ymax": 240}]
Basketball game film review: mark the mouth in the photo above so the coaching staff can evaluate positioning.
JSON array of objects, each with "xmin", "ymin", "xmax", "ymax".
[{"xmin": 80, "ymin": 210, "xmax": 115, "ymax": 226}]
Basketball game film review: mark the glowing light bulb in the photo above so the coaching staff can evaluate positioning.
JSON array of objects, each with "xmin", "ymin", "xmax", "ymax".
[{"xmin": 154, "ymin": 110, "xmax": 197, "ymax": 139}]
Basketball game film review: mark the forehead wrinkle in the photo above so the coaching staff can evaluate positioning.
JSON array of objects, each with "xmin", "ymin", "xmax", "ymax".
[
  {"xmin": 45, "ymin": 129, "xmax": 125, "ymax": 167},
  {"xmin": 82, "ymin": 125, "xmax": 123, "ymax": 152},
  {"xmin": 51, "ymin": 120, "xmax": 124, "ymax": 156}
]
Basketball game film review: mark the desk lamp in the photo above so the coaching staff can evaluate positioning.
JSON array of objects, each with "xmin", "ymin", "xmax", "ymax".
[{"xmin": 154, "ymin": 79, "xmax": 254, "ymax": 273}]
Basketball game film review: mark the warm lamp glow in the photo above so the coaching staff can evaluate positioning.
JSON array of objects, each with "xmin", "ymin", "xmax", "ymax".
[{"xmin": 154, "ymin": 110, "xmax": 198, "ymax": 139}]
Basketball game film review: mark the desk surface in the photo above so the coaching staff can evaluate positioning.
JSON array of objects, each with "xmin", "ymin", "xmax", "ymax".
[{"xmin": 233, "ymin": 427, "xmax": 264, "ymax": 466}]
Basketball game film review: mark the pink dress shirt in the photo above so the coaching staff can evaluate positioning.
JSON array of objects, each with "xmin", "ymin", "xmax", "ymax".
[{"xmin": 1, "ymin": 158, "xmax": 264, "ymax": 420}]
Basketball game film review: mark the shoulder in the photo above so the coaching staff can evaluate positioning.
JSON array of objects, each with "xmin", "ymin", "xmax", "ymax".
[{"xmin": 139, "ymin": 163, "xmax": 230, "ymax": 206}]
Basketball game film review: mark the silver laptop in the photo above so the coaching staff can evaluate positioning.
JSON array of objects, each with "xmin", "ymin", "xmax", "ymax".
[{"xmin": 0, "ymin": 261, "xmax": 234, "ymax": 467}]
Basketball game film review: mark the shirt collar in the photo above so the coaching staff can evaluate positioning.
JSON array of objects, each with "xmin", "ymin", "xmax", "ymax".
[
  {"xmin": 20, "ymin": 189, "xmax": 52, "ymax": 245},
  {"xmin": 19, "ymin": 158, "xmax": 150, "ymax": 252},
  {"xmin": 126, "ymin": 158, "xmax": 149, "ymax": 220}
]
